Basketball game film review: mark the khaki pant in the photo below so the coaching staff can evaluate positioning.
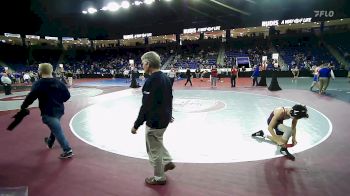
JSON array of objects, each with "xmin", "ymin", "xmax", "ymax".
[
  {"xmin": 319, "ymin": 77, "xmax": 330, "ymax": 93},
  {"xmin": 145, "ymin": 126, "xmax": 172, "ymax": 179}
]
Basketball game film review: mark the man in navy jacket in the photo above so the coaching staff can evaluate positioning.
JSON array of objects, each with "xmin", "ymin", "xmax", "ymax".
[{"xmin": 131, "ymin": 52, "xmax": 175, "ymax": 185}]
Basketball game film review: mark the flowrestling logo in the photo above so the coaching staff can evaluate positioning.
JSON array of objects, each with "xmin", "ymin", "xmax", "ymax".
[{"xmin": 314, "ymin": 10, "xmax": 335, "ymax": 18}]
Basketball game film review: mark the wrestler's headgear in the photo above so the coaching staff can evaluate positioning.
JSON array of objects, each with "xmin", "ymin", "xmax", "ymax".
[{"xmin": 291, "ymin": 104, "xmax": 309, "ymax": 119}]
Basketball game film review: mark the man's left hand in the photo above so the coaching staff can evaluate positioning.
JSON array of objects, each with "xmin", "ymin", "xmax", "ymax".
[
  {"xmin": 292, "ymin": 138, "xmax": 298, "ymax": 146},
  {"xmin": 131, "ymin": 127, "xmax": 138, "ymax": 134}
]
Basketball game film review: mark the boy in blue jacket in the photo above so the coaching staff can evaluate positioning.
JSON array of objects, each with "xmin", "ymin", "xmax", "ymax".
[{"xmin": 21, "ymin": 63, "xmax": 73, "ymax": 159}]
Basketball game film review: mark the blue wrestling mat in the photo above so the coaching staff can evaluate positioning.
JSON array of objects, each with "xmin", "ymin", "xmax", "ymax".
[{"xmin": 77, "ymin": 78, "xmax": 146, "ymax": 87}]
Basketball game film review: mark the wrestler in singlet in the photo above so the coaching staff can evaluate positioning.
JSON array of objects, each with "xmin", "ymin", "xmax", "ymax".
[{"xmin": 267, "ymin": 107, "xmax": 291, "ymax": 135}]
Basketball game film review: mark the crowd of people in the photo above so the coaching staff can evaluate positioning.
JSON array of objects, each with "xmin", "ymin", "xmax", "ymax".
[{"xmin": 0, "ymin": 35, "xmax": 347, "ymax": 95}]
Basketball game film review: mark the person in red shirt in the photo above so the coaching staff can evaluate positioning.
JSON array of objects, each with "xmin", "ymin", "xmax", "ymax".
[
  {"xmin": 211, "ymin": 66, "xmax": 218, "ymax": 88},
  {"xmin": 230, "ymin": 66, "xmax": 238, "ymax": 87}
]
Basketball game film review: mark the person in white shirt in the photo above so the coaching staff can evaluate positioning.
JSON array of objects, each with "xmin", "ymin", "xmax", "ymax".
[
  {"xmin": 123, "ymin": 69, "xmax": 130, "ymax": 83},
  {"xmin": 1, "ymin": 73, "xmax": 12, "ymax": 95},
  {"xmin": 23, "ymin": 72, "xmax": 31, "ymax": 84},
  {"xmin": 291, "ymin": 66, "xmax": 299, "ymax": 81},
  {"xmin": 167, "ymin": 68, "xmax": 177, "ymax": 87}
]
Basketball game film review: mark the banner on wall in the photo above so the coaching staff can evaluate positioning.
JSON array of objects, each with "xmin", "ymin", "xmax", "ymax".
[
  {"xmin": 262, "ymin": 18, "xmax": 312, "ymax": 27},
  {"xmin": 4, "ymin": 33, "xmax": 21, "ymax": 38},
  {"xmin": 183, "ymin": 26, "xmax": 221, "ymax": 34},
  {"xmin": 123, "ymin": 33, "xmax": 152, "ymax": 40}
]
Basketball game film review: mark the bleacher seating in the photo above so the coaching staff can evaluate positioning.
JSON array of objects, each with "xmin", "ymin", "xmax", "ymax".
[
  {"xmin": 0, "ymin": 33, "xmax": 345, "ymax": 81},
  {"xmin": 324, "ymin": 32, "xmax": 350, "ymax": 64},
  {"xmin": 273, "ymin": 34, "xmax": 340, "ymax": 70}
]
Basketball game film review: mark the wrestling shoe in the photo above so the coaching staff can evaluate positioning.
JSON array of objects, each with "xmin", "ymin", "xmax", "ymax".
[
  {"xmin": 280, "ymin": 147, "xmax": 295, "ymax": 160},
  {"xmin": 251, "ymin": 130, "xmax": 264, "ymax": 137}
]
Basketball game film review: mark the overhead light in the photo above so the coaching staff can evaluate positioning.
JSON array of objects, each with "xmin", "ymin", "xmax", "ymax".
[
  {"xmin": 340, "ymin": 19, "xmax": 343, "ymax": 21},
  {"xmin": 135, "ymin": 1, "xmax": 143, "ymax": 6},
  {"xmin": 87, "ymin": 7, "xmax": 97, "ymax": 14},
  {"xmin": 82, "ymin": 10, "xmax": 88, "ymax": 14},
  {"xmin": 144, "ymin": 0, "xmax": 155, "ymax": 5},
  {"xmin": 121, "ymin": 1, "xmax": 130, "ymax": 9},
  {"xmin": 106, "ymin": 2, "xmax": 120, "ymax": 11}
]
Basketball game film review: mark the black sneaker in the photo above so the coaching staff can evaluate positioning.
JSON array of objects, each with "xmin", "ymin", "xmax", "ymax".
[
  {"xmin": 280, "ymin": 147, "xmax": 295, "ymax": 160},
  {"xmin": 44, "ymin": 137, "xmax": 54, "ymax": 149},
  {"xmin": 251, "ymin": 130, "xmax": 264, "ymax": 137},
  {"xmin": 164, "ymin": 162, "xmax": 176, "ymax": 172},
  {"xmin": 59, "ymin": 150, "xmax": 74, "ymax": 159}
]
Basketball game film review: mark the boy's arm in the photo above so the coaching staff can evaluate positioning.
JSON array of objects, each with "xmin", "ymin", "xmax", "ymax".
[
  {"xmin": 21, "ymin": 82, "xmax": 39, "ymax": 109},
  {"xmin": 291, "ymin": 118, "xmax": 298, "ymax": 145}
]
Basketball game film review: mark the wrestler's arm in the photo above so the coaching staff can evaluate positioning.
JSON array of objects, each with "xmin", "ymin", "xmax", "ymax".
[{"xmin": 291, "ymin": 118, "xmax": 298, "ymax": 146}]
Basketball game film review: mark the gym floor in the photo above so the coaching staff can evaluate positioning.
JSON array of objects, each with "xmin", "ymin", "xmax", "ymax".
[{"xmin": 0, "ymin": 77, "xmax": 349, "ymax": 196}]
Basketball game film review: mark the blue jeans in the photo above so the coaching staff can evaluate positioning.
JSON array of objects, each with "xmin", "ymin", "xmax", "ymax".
[
  {"xmin": 42, "ymin": 115, "xmax": 71, "ymax": 152},
  {"xmin": 252, "ymin": 76, "xmax": 258, "ymax": 86}
]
